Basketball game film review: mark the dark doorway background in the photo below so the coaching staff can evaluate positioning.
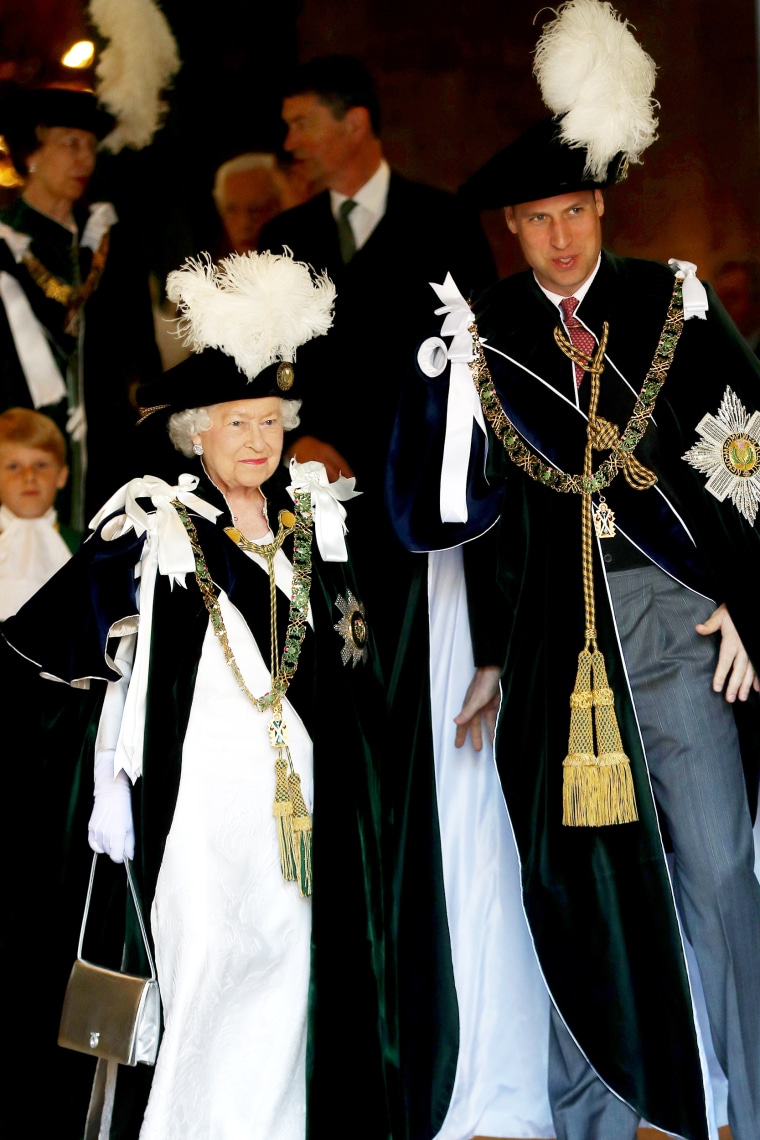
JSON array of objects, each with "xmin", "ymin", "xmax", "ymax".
[{"xmin": 0, "ymin": 0, "xmax": 757, "ymax": 285}]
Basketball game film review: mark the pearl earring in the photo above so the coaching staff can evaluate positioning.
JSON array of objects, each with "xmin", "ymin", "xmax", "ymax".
[
  {"xmin": 193, "ymin": 442, "xmax": 204, "ymax": 455},
  {"xmin": 28, "ymin": 163, "xmax": 37, "ymax": 174}
]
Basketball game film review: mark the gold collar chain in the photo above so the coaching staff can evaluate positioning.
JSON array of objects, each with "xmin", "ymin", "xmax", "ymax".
[
  {"xmin": 469, "ymin": 275, "xmax": 685, "ymax": 495},
  {"xmin": 21, "ymin": 229, "xmax": 110, "ymax": 335}
]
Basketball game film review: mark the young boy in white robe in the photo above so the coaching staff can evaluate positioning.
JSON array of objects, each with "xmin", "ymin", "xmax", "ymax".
[{"xmin": 0, "ymin": 407, "xmax": 76, "ymax": 620}]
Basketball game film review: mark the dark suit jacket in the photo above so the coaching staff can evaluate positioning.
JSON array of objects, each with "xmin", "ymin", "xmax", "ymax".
[
  {"xmin": 260, "ymin": 172, "xmax": 496, "ymax": 484},
  {"xmin": 260, "ymin": 171, "xmax": 496, "ymax": 676}
]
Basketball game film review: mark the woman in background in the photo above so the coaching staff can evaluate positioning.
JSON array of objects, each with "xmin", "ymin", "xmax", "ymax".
[{"xmin": 0, "ymin": 85, "xmax": 160, "ymax": 530}]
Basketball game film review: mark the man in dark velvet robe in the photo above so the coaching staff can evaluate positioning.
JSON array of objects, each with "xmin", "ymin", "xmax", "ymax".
[{"xmin": 389, "ymin": 112, "xmax": 760, "ymax": 1140}]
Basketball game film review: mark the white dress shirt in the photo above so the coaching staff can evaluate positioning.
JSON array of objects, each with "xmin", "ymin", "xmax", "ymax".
[{"xmin": 330, "ymin": 159, "xmax": 391, "ymax": 252}]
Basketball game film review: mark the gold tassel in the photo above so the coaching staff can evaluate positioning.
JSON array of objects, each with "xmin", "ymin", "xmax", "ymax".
[
  {"xmin": 563, "ymin": 649, "xmax": 638, "ymax": 827},
  {"xmin": 563, "ymin": 649, "xmax": 600, "ymax": 825},
  {"xmin": 589, "ymin": 651, "xmax": 638, "ymax": 825},
  {"xmin": 273, "ymin": 755, "xmax": 297, "ymax": 881},
  {"xmin": 288, "ymin": 772, "xmax": 313, "ymax": 897},
  {"xmin": 557, "ymin": 321, "xmax": 638, "ymax": 828}
]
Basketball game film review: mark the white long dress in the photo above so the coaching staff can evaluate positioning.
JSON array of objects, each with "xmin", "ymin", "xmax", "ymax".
[{"xmin": 140, "ymin": 550, "xmax": 314, "ymax": 1140}]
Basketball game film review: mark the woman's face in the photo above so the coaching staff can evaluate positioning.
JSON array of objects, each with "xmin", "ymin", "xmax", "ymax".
[
  {"xmin": 27, "ymin": 126, "xmax": 97, "ymax": 204},
  {"xmin": 194, "ymin": 397, "xmax": 285, "ymax": 494}
]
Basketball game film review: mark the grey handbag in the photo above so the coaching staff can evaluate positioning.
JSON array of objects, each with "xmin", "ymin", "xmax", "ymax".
[{"xmin": 58, "ymin": 854, "xmax": 160, "ymax": 1067}]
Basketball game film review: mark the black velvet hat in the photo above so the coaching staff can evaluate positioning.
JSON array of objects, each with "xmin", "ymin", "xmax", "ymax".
[
  {"xmin": 459, "ymin": 117, "xmax": 629, "ymax": 209},
  {"xmin": 460, "ymin": 0, "xmax": 658, "ymax": 209},
  {"xmin": 0, "ymin": 86, "xmax": 116, "ymax": 173},
  {"xmin": 136, "ymin": 250, "xmax": 336, "ymax": 421},
  {"xmin": 136, "ymin": 348, "xmax": 309, "ymax": 421}
]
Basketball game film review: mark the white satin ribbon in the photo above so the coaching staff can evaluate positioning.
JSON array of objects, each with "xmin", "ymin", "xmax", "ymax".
[
  {"xmin": 668, "ymin": 259, "xmax": 709, "ymax": 320},
  {"xmin": 287, "ymin": 458, "xmax": 360, "ymax": 563},
  {"xmin": 81, "ymin": 202, "xmax": 118, "ymax": 251},
  {"xmin": 0, "ymin": 223, "xmax": 31, "ymax": 262},
  {"xmin": 89, "ymin": 473, "xmax": 221, "ymax": 584},
  {"xmin": 0, "ymin": 504, "xmax": 72, "ymax": 620},
  {"xmin": 0, "ymin": 270, "xmax": 68, "ymax": 407},
  {"xmin": 88, "ymin": 474, "xmax": 221, "ymax": 782},
  {"xmin": 429, "ymin": 273, "xmax": 487, "ymax": 523}
]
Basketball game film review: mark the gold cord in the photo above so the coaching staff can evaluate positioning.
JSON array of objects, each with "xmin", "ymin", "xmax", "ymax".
[
  {"xmin": 468, "ymin": 284, "xmax": 695, "ymax": 827},
  {"xmin": 469, "ymin": 275, "xmax": 685, "ymax": 496},
  {"xmin": 22, "ymin": 229, "xmax": 110, "ymax": 335},
  {"xmin": 551, "ymin": 321, "xmax": 639, "ymax": 825}
]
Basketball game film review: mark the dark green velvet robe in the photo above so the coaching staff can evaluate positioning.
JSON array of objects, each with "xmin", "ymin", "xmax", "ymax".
[
  {"xmin": 3, "ymin": 460, "xmax": 393, "ymax": 1139},
  {"xmin": 0, "ymin": 197, "xmax": 160, "ymax": 528},
  {"xmin": 388, "ymin": 250, "xmax": 760, "ymax": 1140}
]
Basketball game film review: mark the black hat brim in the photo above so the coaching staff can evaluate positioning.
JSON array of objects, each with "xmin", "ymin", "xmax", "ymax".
[
  {"xmin": 0, "ymin": 87, "xmax": 115, "ymax": 144},
  {"xmin": 459, "ymin": 118, "xmax": 623, "ymax": 209},
  {"xmin": 135, "ymin": 348, "xmax": 305, "ymax": 423}
]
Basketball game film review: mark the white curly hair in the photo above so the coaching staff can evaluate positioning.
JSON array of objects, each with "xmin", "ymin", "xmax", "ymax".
[{"xmin": 168, "ymin": 398, "xmax": 301, "ymax": 457}]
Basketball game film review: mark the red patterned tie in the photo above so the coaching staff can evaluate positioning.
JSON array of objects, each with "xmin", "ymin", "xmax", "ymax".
[{"xmin": 560, "ymin": 296, "xmax": 597, "ymax": 387}]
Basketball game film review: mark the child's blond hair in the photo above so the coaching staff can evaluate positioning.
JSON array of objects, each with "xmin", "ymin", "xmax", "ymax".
[{"xmin": 0, "ymin": 408, "xmax": 67, "ymax": 467}]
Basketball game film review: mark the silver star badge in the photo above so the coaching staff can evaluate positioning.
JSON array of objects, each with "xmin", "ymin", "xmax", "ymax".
[
  {"xmin": 334, "ymin": 591, "xmax": 368, "ymax": 667},
  {"xmin": 683, "ymin": 386, "xmax": 760, "ymax": 524}
]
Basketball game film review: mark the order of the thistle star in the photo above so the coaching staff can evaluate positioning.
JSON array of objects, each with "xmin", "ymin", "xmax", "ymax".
[
  {"xmin": 683, "ymin": 385, "xmax": 760, "ymax": 525},
  {"xmin": 269, "ymin": 712, "xmax": 289, "ymax": 748}
]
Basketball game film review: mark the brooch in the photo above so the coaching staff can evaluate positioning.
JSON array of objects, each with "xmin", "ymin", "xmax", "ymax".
[
  {"xmin": 334, "ymin": 590, "xmax": 368, "ymax": 667},
  {"xmin": 683, "ymin": 386, "xmax": 760, "ymax": 524}
]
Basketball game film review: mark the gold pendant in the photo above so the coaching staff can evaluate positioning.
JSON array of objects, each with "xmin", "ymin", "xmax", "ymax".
[
  {"xmin": 593, "ymin": 497, "xmax": 616, "ymax": 538},
  {"xmin": 269, "ymin": 712, "xmax": 289, "ymax": 747}
]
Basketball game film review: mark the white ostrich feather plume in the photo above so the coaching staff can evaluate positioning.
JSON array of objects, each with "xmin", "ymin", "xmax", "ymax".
[
  {"xmin": 166, "ymin": 250, "xmax": 337, "ymax": 380},
  {"xmin": 533, "ymin": 0, "xmax": 658, "ymax": 181},
  {"xmin": 89, "ymin": 0, "xmax": 181, "ymax": 152}
]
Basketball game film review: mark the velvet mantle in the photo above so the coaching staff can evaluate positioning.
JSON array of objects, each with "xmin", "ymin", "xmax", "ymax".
[
  {"xmin": 3, "ymin": 460, "xmax": 393, "ymax": 1139},
  {"xmin": 387, "ymin": 250, "xmax": 760, "ymax": 1140}
]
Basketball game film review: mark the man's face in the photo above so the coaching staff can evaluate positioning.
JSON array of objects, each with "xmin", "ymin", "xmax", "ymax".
[
  {"xmin": 505, "ymin": 190, "xmax": 604, "ymax": 297},
  {"xmin": 217, "ymin": 169, "xmax": 281, "ymax": 253},
  {"xmin": 282, "ymin": 94, "xmax": 353, "ymax": 187}
]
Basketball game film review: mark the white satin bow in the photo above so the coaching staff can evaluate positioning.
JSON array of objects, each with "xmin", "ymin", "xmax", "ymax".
[
  {"xmin": 0, "ymin": 223, "xmax": 31, "ymax": 262},
  {"xmin": 92, "ymin": 474, "xmax": 220, "ymax": 782},
  {"xmin": 81, "ymin": 202, "xmax": 118, "ymax": 252},
  {"xmin": 288, "ymin": 459, "xmax": 360, "ymax": 562},
  {"xmin": 0, "ymin": 224, "xmax": 68, "ymax": 408},
  {"xmin": 429, "ymin": 273, "xmax": 487, "ymax": 523},
  {"xmin": 668, "ymin": 259, "xmax": 709, "ymax": 321},
  {"xmin": 89, "ymin": 473, "xmax": 221, "ymax": 587}
]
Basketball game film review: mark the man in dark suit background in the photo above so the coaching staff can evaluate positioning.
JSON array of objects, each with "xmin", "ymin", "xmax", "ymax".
[{"xmin": 260, "ymin": 55, "xmax": 497, "ymax": 675}]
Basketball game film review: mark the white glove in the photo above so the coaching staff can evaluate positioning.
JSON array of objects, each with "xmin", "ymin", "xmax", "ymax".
[
  {"xmin": 66, "ymin": 403, "xmax": 87, "ymax": 443},
  {"xmin": 88, "ymin": 750, "xmax": 135, "ymax": 863}
]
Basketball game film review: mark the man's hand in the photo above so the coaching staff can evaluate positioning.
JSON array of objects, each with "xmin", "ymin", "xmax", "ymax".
[
  {"xmin": 284, "ymin": 435, "xmax": 355, "ymax": 483},
  {"xmin": 696, "ymin": 603, "xmax": 760, "ymax": 703},
  {"xmin": 453, "ymin": 666, "xmax": 501, "ymax": 751}
]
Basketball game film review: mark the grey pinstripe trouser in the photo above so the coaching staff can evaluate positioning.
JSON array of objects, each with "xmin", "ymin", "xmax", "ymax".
[{"xmin": 548, "ymin": 564, "xmax": 760, "ymax": 1140}]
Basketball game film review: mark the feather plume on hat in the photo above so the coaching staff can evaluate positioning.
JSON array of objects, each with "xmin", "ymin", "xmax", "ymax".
[
  {"xmin": 533, "ymin": 0, "xmax": 658, "ymax": 182},
  {"xmin": 88, "ymin": 0, "xmax": 181, "ymax": 152},
  {"xmin": 166, "ymin": 250, "xmax": 337, "ymax": 381}
]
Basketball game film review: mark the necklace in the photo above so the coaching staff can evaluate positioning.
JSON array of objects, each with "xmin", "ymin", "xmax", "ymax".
[
  {"xmin": 469, "ymin": 276, "xmax": 685, "ymax": 495},
  {"xmin": 22, "ymin": 229, "xmax": 110, "ymax": 335},
  {"xmin": 173, "ymin": 491, "xmax": 314, "ymax": 896},
  {"xmin": 469, "ymin": 276, "xmax": 686, "ymax": 830}
]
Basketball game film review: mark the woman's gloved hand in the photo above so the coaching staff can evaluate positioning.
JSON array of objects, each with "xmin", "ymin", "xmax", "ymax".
[{"xmin": 88, "ymin": 750, "xmax": 135, "ymax": 863}]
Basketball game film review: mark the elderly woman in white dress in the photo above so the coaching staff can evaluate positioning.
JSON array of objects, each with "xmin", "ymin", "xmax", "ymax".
[{"xmin": 3, "ymin": 251, "xmax": 392, "ymax": 1140}]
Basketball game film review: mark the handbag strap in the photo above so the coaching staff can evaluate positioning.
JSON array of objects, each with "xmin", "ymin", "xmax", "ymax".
[{"xmin": 77, "ymin": 853, "xmax": 157, "ymax": 982}]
